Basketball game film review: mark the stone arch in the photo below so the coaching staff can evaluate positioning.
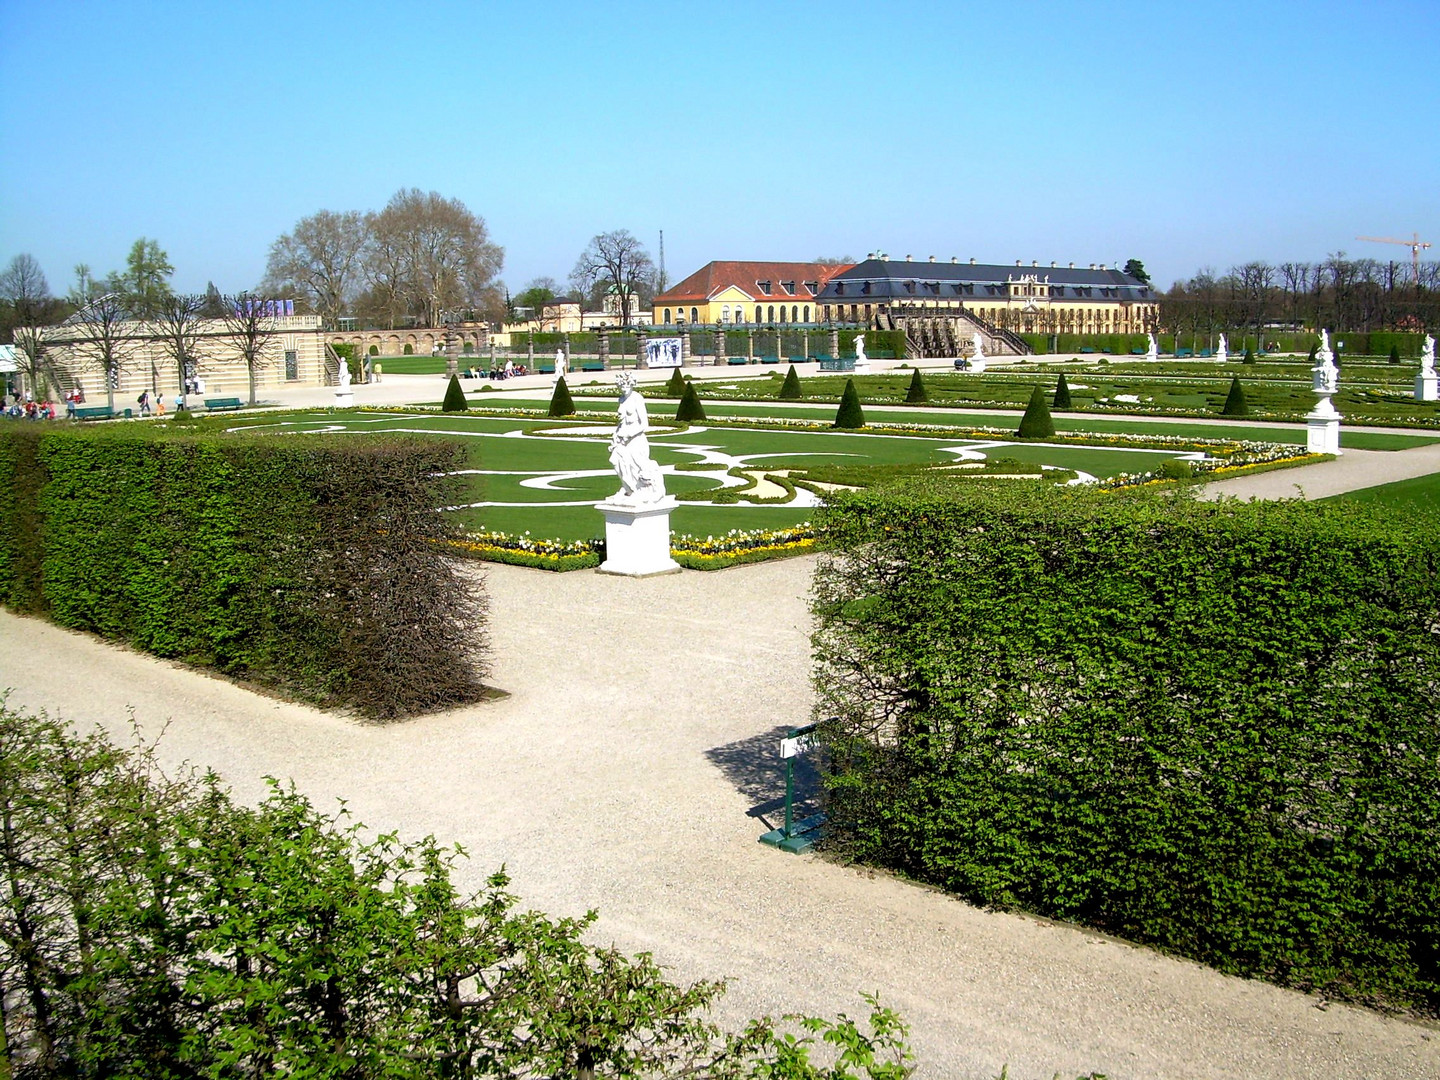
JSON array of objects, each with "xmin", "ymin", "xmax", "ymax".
[{"xmin": 387, "ymin": 334, "xmax": 401, "ymax": 354}]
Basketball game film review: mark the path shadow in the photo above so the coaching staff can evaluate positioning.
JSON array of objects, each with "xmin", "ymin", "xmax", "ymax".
[{"xmin": 704, "ymin": 725, "xmax": 823, "ymax": 833}]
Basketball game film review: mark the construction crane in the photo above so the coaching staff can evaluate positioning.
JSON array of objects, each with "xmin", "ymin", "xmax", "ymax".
[{"xmin": 1355, "ymin": 232, "xmax": 1432, "ymax": 280}]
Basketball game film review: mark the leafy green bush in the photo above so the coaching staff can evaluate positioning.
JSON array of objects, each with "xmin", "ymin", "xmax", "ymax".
[
  {"xmin": 368, "ymin": 344, "xmax": 379, "ymax": 355},
  {"xmin": 665, "ymin": 367, "xmax": 687, "ymax": 397},
  {"xmin": 812, "ymin": 483, "xmax": 1440, "ymax": 1013},
  {"xmin": 1053, "ymin": 372, "xmax": 1072, "ymax": 409},
  {"xmin": 442, "ymin": 373, "xmax": 468, "ymax": 412},
  {"xmin": 1221, "ymin": 377, "xmax": 1249, "ymax": 416},
  {"xmin": 549, "ymin": 377, "xmax": 576, "ymax": 417},
  {"xmin": 779, "ymin": 364, "xmax": 803, "ymax": 400},
  {"xmin": 675, "ymin": 381, "xmax": 707, "ymax": 422},
  {"xmin": 0, "ymin": 703, "xmax": 916, "ymax": 1078},
  {"xmin": 904, "ymin": 368, "xmax": 928, "ymax": 403},
  {"xmin": 1158, "ymin": 459, "xmax": 1196, "ymax": 479},
  {"xmin": 0, "ymin": 426, "xmax": 488, "ymax": 718},
  {"xmin": 403, "ymin": 343, "xmax": 414, "ymax": 355},
  {"xmin": 1016, "ymin": 385, "xmax": 1055, "ymax": 439},
  {"xmin": 833, "ymin": 379, "xmax": 866, "ymax": 429}
]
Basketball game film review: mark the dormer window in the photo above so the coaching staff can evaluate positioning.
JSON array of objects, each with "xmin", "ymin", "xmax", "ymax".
[
  {"xmin": 834, "ymin": 282, "xmax": 844, "ymax": 295},
  {"xmin": 861, "ymin": 281, "xmax": 872, "ymax": 295},
  {"xmin": 758, "ymin": 281, "xmax": 772, "ymax": 295},
  {"xmin": 903, "ymin": 280, "xmax": 915, "ymax": 294},
  {"xmin": 804, "ymin": 280, "xmax": 819, "ymax": 294},
  {"xmin": 781, "ymin": 281, "xmax": 796, "ymax": 295}
]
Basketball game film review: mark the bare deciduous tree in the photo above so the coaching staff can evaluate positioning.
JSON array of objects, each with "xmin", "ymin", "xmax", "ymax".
[
  {"xmin": 0, "ymin": 254, "xmax": 50, "ymax": 319},
  {"xmin": 220, "ymin": 293, "xmax": 280, "ymax": 406},
  {"xmin": 262, "ymin": 210, "xmax": 368, "ymax": 328},
  {"xmin": 58, "ymin": 294, "xmax": 134, "ymax": 411},
  {"xmin": 570, "ymin": 230, "xmax": 653, "ymax": 329},
  {"xmin": 152, "ymin": 292, "xmax": 206, "ymax": 394}
]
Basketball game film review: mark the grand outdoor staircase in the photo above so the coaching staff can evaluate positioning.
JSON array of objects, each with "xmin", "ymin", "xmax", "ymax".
[{"xmin": 886, "ymin": 305, "xmax": 1032, "ymax": 359}]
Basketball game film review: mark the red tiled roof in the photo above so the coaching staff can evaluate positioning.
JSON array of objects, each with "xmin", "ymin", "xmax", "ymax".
[{"xmin": 655, "ymin": 261, "xmax": 853, "ymax": 304}]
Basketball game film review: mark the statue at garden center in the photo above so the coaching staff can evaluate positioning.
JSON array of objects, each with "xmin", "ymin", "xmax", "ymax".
[
  {"xmin": 337, "ymin": 360, "xmax": 351, "ymax": 389},
  {"xmin": 555, "ymin": 348, "xmax": 568, "ymax": 380},
  {"xmin": 1146, "ymin": 333, "xmax": 1158, "ymax": 361},
  {"xmin": 609, "ymin": 372, "xmax": 665, "ymax": 504},
  {"xmin": 1314, "ymin": 330, "xmax": 1339, "ymax": 395},
  {"xmin": 1421, "ymin": 334, "xmax": 1436, "ymax": 377},
  {"xmin": 1216, "ymin": 334, "xmax": 1228, "ymax": 364},
  {"xmin": 972, "ymin": 331, "xmax": 986, "ymax": 362},
  {"xmin": 854, "ymin": 333, "xmax": 866, "ymax": 363}
]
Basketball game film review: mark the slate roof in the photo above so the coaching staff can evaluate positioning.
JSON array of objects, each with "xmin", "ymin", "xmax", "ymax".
[
  {"xmin": 656, "ymin": 261, "xmax": 853, "ymax": 305},
  {"xmin": 816, "ymin": 259, "xmax": 1154, "ymax": 303}
]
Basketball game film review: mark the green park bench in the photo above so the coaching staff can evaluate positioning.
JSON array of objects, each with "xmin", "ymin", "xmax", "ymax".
[
  {"xmin": 727, "ymin": 357, "xmax": 750, "ymax": 366},
  {"xmin": 1080, "ymin": 346, "xmax": 1096, "ymax": 354},
  {"xmin": 204, "ymin": 397, "xmax": 244, "ymax": 412},
  {"xmin": 760, "ymin": 356, "xmax": 780, "ymax": 364},
  {"xmin": 580, "ymin": 362, "xmax": 606, "ymax": 372},
  {"xmin": 810, "ymin": 354, "xmax": 832, "ymax": 364},
  {"xmin": 538, "ymin": 364, "xmax": 555, "ymax": 375},
  {"xmin": 1175, "ymin": 348, "xmax": 1193, "ymax": 358},
  {"xmin": 819, "ymin": 358, "xmax": 856, "ymax": 372},
  {"xmin": 75, "ymin": 406, "xmax": 116, "ymax": 421},
  {"xmin": 871, "ymin": 349, "xmax": 896, "ymax": 359},
  {"xmin": 1131, "ymin": 347, "xmax": 1147, "ymax": 355}
]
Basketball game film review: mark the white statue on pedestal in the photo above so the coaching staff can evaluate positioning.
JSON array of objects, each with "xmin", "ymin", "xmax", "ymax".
[
  {"xmin": 337, "ymin": 361, "xmax": 351, "ymax": 389},
  {"xmin": 609, "ymin": 372, "xmax": 665, "ymax": 503},
  {"xmin": 854, "ymin": 334, "xmax": 866, "ymax": 363},
  {"xmin": 555, "ymin": 348, "xmax": 568, "ymax": 381},
  {"xmin": 1421, "ymin": 335, "xmax": 1436, "ymax": 378},
  {"xmin": 1216, "ymin": 334, "xmax": 1228, "ymax": 364},
  {"xmin": 1145, "ymin": 333, "xmax": 1158, "ymax": 362},
  {"xmin": 1415, "ymin": 334, "xmax": 1437, "ymax": 401},
  {"xmin": 1313, "ymin": 330, "xmax": 1339, "ymax": 395}
]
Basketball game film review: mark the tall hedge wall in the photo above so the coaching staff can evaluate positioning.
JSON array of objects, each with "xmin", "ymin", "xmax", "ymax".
[
  {"xmin": 811, "ymin": 482, "xmax": 1440, "ymax": 1013},
  {"xmin": 0, "ymin": 424, "xmax": 489, "ymax": 719}
]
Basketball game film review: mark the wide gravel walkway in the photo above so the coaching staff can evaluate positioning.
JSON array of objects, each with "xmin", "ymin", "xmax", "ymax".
[{"xmin": 1, "ymin": 556, "xmax": 1435, "ymax": 1079}]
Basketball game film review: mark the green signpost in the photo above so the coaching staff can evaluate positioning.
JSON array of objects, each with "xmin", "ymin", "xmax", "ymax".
[{"xmin": 758, "ymin": 720, "xmax": 824, "ymax": 854}]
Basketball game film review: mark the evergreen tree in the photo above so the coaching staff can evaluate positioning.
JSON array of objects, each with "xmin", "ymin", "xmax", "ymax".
[
  {"xmin": 548, "ymin": 376, "xmax": 575, "ymax": 417},
  {"xmin": 1308, "ymin": 342, "xmax": 1318, "ymax": 363},
  {"xmin": 1053, "ymin": 372, "xmax": 1072, "ymax": 409},
  {"xmin": 442, "ymin": 374, "xmax": 468, "ymax": 412},
  {"xmin": 778, "ymin": 364, "xmax": 803, "ymax": 400},
  {"xmin": 665, "ymin": 367, "xmax": 686, "ymax": 397},
  {"xmin": 833, "ymin": 378, "xmax": 865, "ymax": 428},
  {"xmin": 1016, "ymin": 384, "xmax": 1055, "ymax": 439},
  {"xmin": 1242, "ymin": 346, "xmax": 1255, "ymax": 365},
  {"xmin": 904, "ymin": 367, "xmax": 928, "ymax": 403},
  {"xmin": 1221, "ymin": 376, "xmax": 1249, "ymax": 416},
  {"xmin": 675, "ymin": 380, "xmax": 707, "ymax": 422},
  {"xmin": 1389, "ymin": 345, "xmax": 1401, "ymax": 365}
]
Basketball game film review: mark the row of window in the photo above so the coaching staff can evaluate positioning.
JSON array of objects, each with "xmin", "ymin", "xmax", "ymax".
[{"xmin": 661, "ymin": 304, "xmax": 813, "ymax": 325}]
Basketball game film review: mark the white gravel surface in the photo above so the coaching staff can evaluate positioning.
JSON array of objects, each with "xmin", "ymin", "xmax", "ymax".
[{"xmin": 2, "ymin": 556, "xmax": 1437, "ymax": 1079}]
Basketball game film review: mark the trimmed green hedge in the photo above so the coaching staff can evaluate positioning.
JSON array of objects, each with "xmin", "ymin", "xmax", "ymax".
[
  {"xmin": 812, "ymin": 483, "xmax": 1440, "ymax": 1014},
  {"xmin": 0, "ymin": 424, "xmax": 489, "ymax": 719}
]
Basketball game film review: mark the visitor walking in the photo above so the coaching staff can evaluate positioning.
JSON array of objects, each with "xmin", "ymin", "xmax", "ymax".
[{"xmin": 137, "ymin": 390, "xmax": 151, "ymax": 416}]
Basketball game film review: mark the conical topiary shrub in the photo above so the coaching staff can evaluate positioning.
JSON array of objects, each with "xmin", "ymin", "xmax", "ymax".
[
  {"xmin": 442, "ymin": 374, "xmax": 468, "ymax": 412},
  {"xmin": 1221, "ymin": 376, "xmax": 1249, "ymax": 416},
  {"xmin": 1053, "ymin": 372, "xmax": 1072, "ymax": 409},
  {"xmin": 548, "ymin": 376, "xmax": 575, "ymax": 417},
  {"xmin": 1308, "ymin": 343, "xmax": 1318, "ymax": 364},
  {"xmin": 905, "ymin": 367, "xmax": 928, "ymax": 403},
  {"xmin": 1016, "ymin": 385, "xmax": 1055, "ymax": 439},
  {"xmin": 1242, "ymin": 346, "xmax": 1255, "ymax": 365},
  {"xmin": 665, "ymin": 367, "xmax": 686, "ymax": 396},
  {"xmin": 675, "ymin": 380, "xmax": 707, "ymax": 422},
  {"xmin": 778, "ymin": 364, "xmax": 803, "ymax": 400},
  {"xmin": 833, "ymin": 378, "xmax": 865, "ymax": 429},
  {"xmin": 1390, "ymin": 345, "xmax": 1401, "ymax": 365}
]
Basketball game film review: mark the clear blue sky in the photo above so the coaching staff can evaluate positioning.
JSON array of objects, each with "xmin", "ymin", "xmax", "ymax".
[{"xmin": 2, "ymin": 0, "xmax": 1435, "ymax": 296}]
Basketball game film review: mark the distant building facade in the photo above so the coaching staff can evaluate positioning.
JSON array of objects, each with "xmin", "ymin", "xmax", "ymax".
[
  {"xmin": 652, "ymin": 261, "xmax": 852, "ymax": 326},
  {"xmin": 817, "ymin": 257, "xmax": 1159, "ymax": 334}
]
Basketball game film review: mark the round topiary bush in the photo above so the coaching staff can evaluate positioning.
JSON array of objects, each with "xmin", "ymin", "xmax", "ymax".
[
  {"xmin": 1016, "ymin": 385, "xmax": 1055, "ymax": 439},
  {"xmin": 904, "ymin": 367, "xmax": 928, "ymax": 404},
  {"xmin": 675, "ymin": 381, "xmax": 707, "ymax": 422},
  {"xmin": 1221, "ymin": 376, "xmax": 1249, "ymax": 416},
  {"xmin": 1053, "ymin": 372, "xmax": 1072, "ymax": 410},
  {"xmin": 833, "ymin": 379, "xmax": 865, "ymax": 429},
  {"xmin": 442, "ymin": 374, "xmax": 468, "ymax": 413},
  {"xmin": 778, "ymin": 365, "xmax": 803, "ymax": 400},
  {"xmin": 548, "ymin": 377, "xmax": 575, "ymax": 417}
]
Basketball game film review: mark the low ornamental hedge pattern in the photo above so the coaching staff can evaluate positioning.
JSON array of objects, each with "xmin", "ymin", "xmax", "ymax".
[
  {"xmin": 811, "ymin": 481, "xmax": 1440, "ymax": 1014},
  {"xmin": 0, "ymin": 424, "xmax": 489, "ymax": 719}
]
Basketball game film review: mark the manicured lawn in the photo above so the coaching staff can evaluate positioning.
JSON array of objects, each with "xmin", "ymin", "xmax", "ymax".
[
  {"xmin": 233, "ymin": 410, "xmax": 1217, "ymax": 541},
  {"xmin": 1326, "ymin": 472, "xmax": 1440, "ymax": 511}
]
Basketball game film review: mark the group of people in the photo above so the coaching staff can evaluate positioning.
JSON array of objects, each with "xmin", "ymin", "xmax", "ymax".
[
  {"xmin": 462, "ymin": 359, "xmax": 530, "ymax": 380},
  {"xmin": 5, "ymin": 391, "xmax": 59, "ymax": 420}
]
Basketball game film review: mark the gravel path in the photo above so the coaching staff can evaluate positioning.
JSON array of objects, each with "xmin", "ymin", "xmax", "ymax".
[{"xmin": 2, "ymin": 557, "xmax": 1435, "ymax": 1079}]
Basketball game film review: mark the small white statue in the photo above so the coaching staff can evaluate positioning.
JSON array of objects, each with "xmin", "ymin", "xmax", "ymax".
[
  {"xmin": 854, "ymin": 333, "xmax": 866, "ymax": 363},
  {"xmin": 1421, "ymin": 334, "xmax": 1436, "ymax": 378},
  {"xmin": 1145, "ymin": 333, "xmax": 1158, "ymax": 362},
  {"xmin": 971, "ymin": 331, "xmax": 986, "ymax": 362},
  {"xmin": 609, "ymin": 372, "xmax": 665, "ymax": 503},
  {"xmin": 555, "ymin": 348, "xmax": 568, "ymax": 381},
  {"xmin": 1216, "ymin": 334, "xmax": 1228, "ymax": 364},
  {"xmin": 1313, "ymin": 330, "xmax": 1339, "ymax": 396},
  {"xmin": 337, "ymin": 361, "xmax": 351, "ymax": 389}
]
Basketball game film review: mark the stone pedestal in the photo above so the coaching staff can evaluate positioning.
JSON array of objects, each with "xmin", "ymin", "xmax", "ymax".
[
  {"xmin": 334, "ymin": 390, "xmax": 355, "ymax": 408},
  {"xmin": 1416, "ymin": 373, "xmax": 1437, "ymax": 401},
  {"xmin": 714, "ymin": 327, "xmax": 726, "ymax": 366},
  {"xmin": 636, "ymin": 333, "xmax": 649, "ymax": 369},
  {"xmin": 681, "ymin": 328, "xmax": 691, "ymax": 365},
  {"xmin": 596, "ymin": 496, "xmax": 681, "ymax": 577},
  {"xmin": 1306, "ymin": 400, "xmax": 1342, "ymax": 455}
]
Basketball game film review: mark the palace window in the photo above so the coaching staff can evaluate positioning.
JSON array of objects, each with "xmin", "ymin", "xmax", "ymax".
[
  {"xmin": 782, "ymin": 281, "xmax": 796, "ymax": 295},
  {"xmin": 768, "ymin": 305, "xmax": 775, "ymax": 322},
  {"xmin": 691, "ymin": 307, "xmax": 698, "ymax": 323},
  {"xmin": 758, "ymin": 281, "xmax": 772, "ymax": 295},
  {"xmin": 792, "ymin": 305, "xmax": 798, "ymax": 322},
  {"xmin": 804, "ymin": 280, "xmax": 818, "ymax": 294},
  {"xmin": 664, "ymin": 309, "xmax": 672, "ymax": 323},
  {"xmin": 803, "ymin": 305, "xmax": 810, "ymax": 321},
  {"xmin": 755, "ymin": 305, "xmax": 763, "ymax": 322}
]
